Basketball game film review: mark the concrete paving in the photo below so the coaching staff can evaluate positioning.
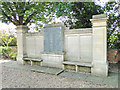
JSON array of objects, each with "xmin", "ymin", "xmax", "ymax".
[
  {"xmin": 2, "ymin": 60, "xmax": 63, "ymax": 75},
  {"xmin": 1, "ymin": 60, "xmax": 119, "ymax": 87},
  {"xmin": 59, "ymin": 71, "xmax": 118, "ymax": 87}
]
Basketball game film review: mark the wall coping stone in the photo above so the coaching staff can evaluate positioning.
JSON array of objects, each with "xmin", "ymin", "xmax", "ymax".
[
  {"xmin": 65, "ymin": 28, "xmax": 92, "ymax": 34},
  {"xmin": 92, "ymin": 14, "xmax": 107, "ymax": 19},
  {"xmin": 16, "ymin": 25, "xmax": 29, "ymax": 31},
  {"xmin": 26, "ymin": 31, "xmax": 43, "ymax": 36},
  {"xmin": 90, "ymin": 14, "xmax": 108, "ymax": 22},
  {"xmin": 44, "ymin": 23, "xmax": 67, "ymax": 30},
  {"xmin": 41, "ymin": 52, "xmax": 65, "ymax": 55}
]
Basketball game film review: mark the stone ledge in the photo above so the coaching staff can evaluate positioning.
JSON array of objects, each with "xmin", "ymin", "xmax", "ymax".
[
  {"xmin": 23, "ymin": 57, "xmax": 43, "ymax": 62},
  {"xmin": 41, "ymin": 52, "xmax": 65, "ymax": 55},
  {"xmin": 92, "ymin": 14, "xmax": 107, "ymax": 19},
  {"xmin": 16, "ymin": 25, "xmax": 29, "ymax": 31},
  {"xmin": 26, "ymin": 31, "xmax": 43, "ymax": 36},
  {"xmin": 65, "ymin": 28, "xmax": 92, "ymax": 34},
  {"xmin": 44, "ymin": 23, "xmax": 67, "ymax": 30},
  {"xmin": 63, "ymin": 61, "xmax": 92, "ymax": 67}
]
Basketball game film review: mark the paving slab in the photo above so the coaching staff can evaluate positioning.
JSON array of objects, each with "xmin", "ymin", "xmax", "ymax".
[
  {"xmin": 2, "ymin": 61, "xmax": 33, "ymax": 70},
  {"xmin": 2, "ymin": 60, "xmax": 119, "ymax": 87},
  {"xmin": 102, "ymin": 72, "xmax": 118, "ymax": 87},
  {"xmin": 31, "ymin": 66, "xmax": 63, "ymax": 75},
  {"xmin": 59, "ymin": 72, "xmax": 87, "ymax": 81},
  {"xmin": 85, "ymin": 75, "xmax": 104, "ymax": 83},
  {"xmin": 102, "ymin": 78, "xmax": 118, "ymax": 87},
  {"xmin": 59, "ymin": 71, "xmax": 118, "ymax": 87},
  {"xmin": 2, "ymin": 61, "xmax": 63, "ymax": 75}
]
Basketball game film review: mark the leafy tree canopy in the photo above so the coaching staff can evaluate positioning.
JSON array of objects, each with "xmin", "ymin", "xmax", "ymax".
[
  {"xmin": 0, "ymin": 2, "xmax": 57, "ymax": 26},
  {"xmin": 55, "ymin": 2, "xmax": 104, "ymax": 29},
  {"xmin": 0, "ymin": 1, "xmax": 104, "ymax": 29},
  {"xmin": 103, "ymin": 1, "xmax": 120, "ymax": 49},
  {"xmin": 0, "ymin": 1, "xmax": 119, "ymax": 49}
]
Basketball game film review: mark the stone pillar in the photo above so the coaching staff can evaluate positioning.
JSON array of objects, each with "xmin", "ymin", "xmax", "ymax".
[
  {"xmin": 16, "ymin": 25, "xmax": 29, "ymax": 64},
  {"xmin": 90, "ymin": 14, "xmax": 108, "ymax": 77}
]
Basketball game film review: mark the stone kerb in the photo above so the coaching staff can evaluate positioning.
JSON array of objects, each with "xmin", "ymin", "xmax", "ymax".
[
  {"xmin": 90, "ymin": 14, "xmax": 108, "ymax": 77},
  {"xmin": 16, "ymin": 25, "xmax": 29, "ymax": 64}
]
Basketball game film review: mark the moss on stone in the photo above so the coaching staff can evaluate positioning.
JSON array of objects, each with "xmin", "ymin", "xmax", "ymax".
[
  {"xmin": 64, "ymin": 64, "xmax": 91, "ymax": 73},
  {"xmin": 32, "ymin": 61, "xmax": 40, "ymax": 66},
  {"xmin": 64, "ymin": 64, "xmax": 75, "ymax": 70},
  {"xmin": 24, "ymin": 60, "xmax": 31, "ymax": 65},
  {"xmin": 24, "ymin": 60, "xmax": 41, "ymax": 66},
  {"xmin": 78, "ymin": 66, "xmax": 91, "ymax": 73}
]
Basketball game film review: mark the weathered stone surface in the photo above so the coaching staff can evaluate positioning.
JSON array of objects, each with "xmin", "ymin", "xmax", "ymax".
[
  {"xmin": 78, "ymin": 66, "xmax": 91, "ymax": 73},
  {"xmin": 26, "ymin": 35, "xmax": 44, "ymax": 58},
  {"xmin": 92, "ymin": 14, "xmax": 107, "ymax": 19},
  {"xmin": 65, "ymin": 28, "xmax": 92, "ymax": 34},
  {"xmin": 64, "ymin": 32, "xmax": 92, "ymax": 63},
  {"xmin": 16, "ymin": 25, "xmax": 29, "ymax": 64},
  {"xmin": 41, "ymin": 53, "xmax": 64, "ymax": 68},
  {"xmin": 16, "ymin": 14, "xmax": 109, "ymax": 77},
  {"xmin": 91, "ymin": 14, "xmax": 108, "ymax": 77},
  {"xmin": 64, "ymin": 64, "xmax": 75, "ymax": 70},
  {"xmin": 44, "ymin": 27, "xmax": 63, "ymax": 53},
  {"xmin": 41, "ymin": 24, "xmax": 65, "ymax": 69}
]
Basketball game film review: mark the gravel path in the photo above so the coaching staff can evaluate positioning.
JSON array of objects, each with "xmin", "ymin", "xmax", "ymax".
[{"xmin": 2, "ymin": 65, "xmax": 115, "ymax": 88}]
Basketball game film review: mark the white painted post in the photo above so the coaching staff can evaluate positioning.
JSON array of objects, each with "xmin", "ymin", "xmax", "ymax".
[
  {"xmin": 16, "ymin": 25, "xmax": 29, "ymax": 64},
  {"xmin": 90, "ymin": 14, "xmax": 108, "ymax": 77}
]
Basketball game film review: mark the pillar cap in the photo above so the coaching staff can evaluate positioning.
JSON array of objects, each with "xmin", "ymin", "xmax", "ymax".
[
  {"xmin": 16, "ymin": 25, "xmax": 29, "ymax": 30},
  {"xmin": 90, "ymin": 14, "xmax": 108, "ymax": 22},
  {"xmin": 44, "ymin": 23, "xmax": 67, "ymax": 30},
  {"xmin": 93, "ymin": 14, "xmax": 107, "ymax": 19}
]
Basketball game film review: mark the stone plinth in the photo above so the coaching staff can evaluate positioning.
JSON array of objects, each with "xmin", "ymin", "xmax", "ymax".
[{"xmin": 41, "ymin": 52, "xmax": 64, "ymax": 68}]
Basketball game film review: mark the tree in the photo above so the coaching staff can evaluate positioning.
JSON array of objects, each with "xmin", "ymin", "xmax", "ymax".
[
  {"xmin": 0, "ymin": 2, "xmax": 55, "ymax": 26},
  {"xmin": 103, "ymin": 1, "xmax": 120, "ymax": 49},
  {"xmin": 55, "ymin": 1, "xmax": 120, "ymax": 49},
  {"xmin": 0, "ymin": 2, "xmax": 71, "ymax": 31},
  {"xmin": 55, "ymin": 2, "xmax": 104, "ymax": 29}
]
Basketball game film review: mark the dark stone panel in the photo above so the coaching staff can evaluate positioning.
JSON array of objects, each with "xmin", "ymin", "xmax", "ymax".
[{"xmin": 44, "ymin": 27, "xmax": 63, "ymax": 53}]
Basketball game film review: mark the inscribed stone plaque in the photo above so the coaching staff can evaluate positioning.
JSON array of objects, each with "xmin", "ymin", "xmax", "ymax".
[{"xmin": 44, "ymin": 27, "xmax": 63, "ymax": 53}]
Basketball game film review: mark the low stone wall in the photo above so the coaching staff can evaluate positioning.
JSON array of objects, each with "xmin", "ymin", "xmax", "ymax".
[
  {"xmin": 11, "ymin": 47, "xmax": 120, "ymax": 63},
  {"xmin": 16, "ymin": 14, "xmax": 109, "ymax": 77},
  {"xmin": 107, "ymin": 49, "xmax": 120, "ymax": 63},
  {"xmin": 64, "ymin": 28, "xmax": 92, "ymax": 63}
]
